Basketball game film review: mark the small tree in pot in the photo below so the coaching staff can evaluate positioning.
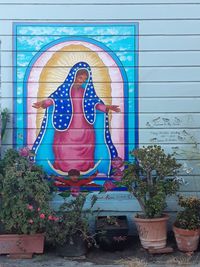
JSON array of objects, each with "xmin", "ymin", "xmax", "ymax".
[
  {"xmin": 119, "ymin": 145, "xmax": 182, "ymax": 249},
  {"xmin": 173, "ymin": 195, "xmax": 200, "ymax": 252}
]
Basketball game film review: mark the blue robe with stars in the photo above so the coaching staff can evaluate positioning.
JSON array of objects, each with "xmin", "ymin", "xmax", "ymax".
[{"xmin": 31, "ymin": 62, "xmax": 118, "ymax": 179}]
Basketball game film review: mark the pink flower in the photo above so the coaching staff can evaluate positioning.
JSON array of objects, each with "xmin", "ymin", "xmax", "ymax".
[
  {"xmin": 48, "ymin": 215, "xmax": 54, "ymax": 221},
  {"xmin": 27, "ymin": 204, "xmax": 33, "ymax": 210},
  {"xmin": 70, "ymin": 186, "xmax": 80, "ymax": 197},
  {"xmin": 104, "ymin": 181, "xmax": 116, "ymax": 191},
  {"xmin": 37, "ymin": 208, "xmax": 41, "ymax": 212},
  {"xmin": 19, "ymin": 147, "xmax": 30, "ymax": 157},
  {"xmin": 53, "ymin": 216, "xmax": 59, "ymax": 222},
  {"xmin": 29, "ymin": 219, "xmax": 34, "ymax": 224},
  {"xmin": 48, "ymin": 215, "xmax": 59, "ymax": 221},
  {"xmin": 39, "ymin": 213, "xmax": 45, "ymax": 219},
  {"xmin": 112, "ymin": 169, "xmax": 123, "ymax": 181},
  {"xmin": 111, "ymin": 157, "xmax": 124, "ymax": 169}
]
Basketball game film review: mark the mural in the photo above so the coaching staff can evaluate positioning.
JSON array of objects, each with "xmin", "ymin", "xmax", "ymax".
[{"xmin": 13, "ymin": 23, "xmax": 138, "ymax": 192}]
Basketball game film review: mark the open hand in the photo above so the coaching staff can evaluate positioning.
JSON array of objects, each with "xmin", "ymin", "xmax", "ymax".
[
  {"xmin": 32, "ymin": 101, "xmax": 43, "ymax": 109},
  {"xmin": 107, "ymin": 105, "xmax": 121, "ymax": 113}
]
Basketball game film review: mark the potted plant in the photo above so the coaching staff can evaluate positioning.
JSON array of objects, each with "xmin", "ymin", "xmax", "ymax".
[
  {"xmin": 0, "ymin": 148, "xmax": 53, "ymax": 258},
  {"xmin": 118, "ymin": 145, "xmax": 182, "ymax": 249},
  {"xmin": 95, "ymin": 215, "xmax": 128, "ymax": 251},
  {"xmin": 173, "ymin": 195, "xmax": 200, "ymax": 252},
  {"xmin": 46, "ymin": 193, "xmax": 96, "ymax": 257}
]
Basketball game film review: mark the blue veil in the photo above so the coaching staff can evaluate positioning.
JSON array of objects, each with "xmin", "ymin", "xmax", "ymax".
[{"xmin": 31, "ymin": 62, "xmax": 118, "ymax": 177}]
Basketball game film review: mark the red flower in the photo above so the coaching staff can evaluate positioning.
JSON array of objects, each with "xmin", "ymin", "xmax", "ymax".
[
  {"xmin": 39, "ymin": 213, "xmax": 45, "ymax": 219},
  {"xmin": 19, "ymin": 147, "xmax": 30, "ymax": 157},
  {"xmin": 29, "ymin": 219, "xmax": 34, "ymax": 224},
  {"xmin": 111, "ymin": 157, "xmax": 124, "ymax": 169},
  {"xmin": 48, "ymin": 215, "xmax": 53, "ymax": 221},
  {"xmin": 70, "ymin": 186, "xmax": 80, "ymax": 197},
  {"xmin": 27, "ymin": 204, "xmax": 33, "ymax": 210},
  {"xmin": 53, "ymin": 216, "xmax": 59, "ymax": 222},
  {"xmin": 48, "ymin": 215, "xmax": 59, "ymax": 221},
  {"xmin": 104, "ymin": 181, "xmax": 116, "ymax": 191}
]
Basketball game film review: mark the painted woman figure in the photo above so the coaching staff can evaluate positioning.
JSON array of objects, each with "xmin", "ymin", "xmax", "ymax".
[{"xmin": 32, "ymin": 62, "xmax": 120, "ymax": 177}]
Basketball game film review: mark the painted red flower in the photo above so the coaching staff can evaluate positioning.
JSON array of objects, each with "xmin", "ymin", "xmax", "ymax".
[
  {"xmin": 112, "ymin": 169, "xmax": 123, "ymax": 181},
  {"xmin": 39, "ymin": 213, "xmax": 45, "ymax": 219},
  {"xmin": 111, "ymin": 157, "xmax": 124, "ymax": 169},
  {"xmin": 70, "ymin": 186, "xmax": 80, "ymax": 197},
  {"xmin": 104, "ymin": 181, "xmax": 116, "ymax": 191},
  {"xmin": 19, "ymin": 147, "xmax": 30, "ymax": 157}
]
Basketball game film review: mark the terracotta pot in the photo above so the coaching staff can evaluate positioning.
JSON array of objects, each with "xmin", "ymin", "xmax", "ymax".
[
  {"xmin": 134, "ymin": 214, "xmax": 169, "ymax": 249},
  {"xmin": 173, "ymin": 225, "xmax": 200, "ymax": 252},
  {"xmin": 0, "ymin": 233, "xmax": 44, "ymax": 259}
]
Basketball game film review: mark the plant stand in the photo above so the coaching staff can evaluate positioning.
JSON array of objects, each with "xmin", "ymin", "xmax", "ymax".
[{"xmin": 96, "ymin": 216, "xmax": 129, "ymax": 251}]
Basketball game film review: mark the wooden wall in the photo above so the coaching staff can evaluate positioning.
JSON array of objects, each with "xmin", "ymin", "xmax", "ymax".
[{"xmin": 0, "ymin": 0, "xmax": 200, "ymax": 217}]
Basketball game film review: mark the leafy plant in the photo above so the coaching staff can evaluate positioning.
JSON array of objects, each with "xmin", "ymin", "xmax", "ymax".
[
  {"xmin": 174, "ymin": 195, "xmax": 200, "ymax": 230},
  {"xmin": 1, "ymin": 108, "xmax": 10, "ymax": 141},
  {"xmin": 46, "ymin": 194, "xmax": 97, "ymax": 247},
  {"xmin": 103, "ymin": 216, "xmax": 119, "ymax": 226},
  {"xmin": 0, "ymin": 148, "xmax": 53, "ymax": 234},
  {"xmin": 119, "ymin": 145, "xmax": 182, "ymax": 218}
]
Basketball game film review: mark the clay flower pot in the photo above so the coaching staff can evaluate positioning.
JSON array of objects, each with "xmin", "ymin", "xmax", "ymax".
[
  {"xmin": 173, "ymin": 225, "xmax": 200, "ymax": 252},
  {"xmin": 134, "ymin": 214, "xmax": 169, "ymax": 249},
  {"xmin": 0, "ymin": 233, "xmax": 44, "ymax": 259}
]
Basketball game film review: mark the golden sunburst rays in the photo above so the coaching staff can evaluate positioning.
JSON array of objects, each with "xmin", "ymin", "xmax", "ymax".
[{"xmin": 36, "ymin": 44, "xmax": 112, "ymax": 133}]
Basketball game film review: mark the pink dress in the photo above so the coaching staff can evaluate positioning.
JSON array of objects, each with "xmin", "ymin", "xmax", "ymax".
[{"xmin": 43, "ymin": 86, "xmax": 107, "ymax": 172}]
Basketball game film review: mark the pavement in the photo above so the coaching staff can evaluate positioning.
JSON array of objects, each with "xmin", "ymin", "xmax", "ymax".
[{"xmin": 0, "ymin": 236, "xmax": 200, "ymax": 267}]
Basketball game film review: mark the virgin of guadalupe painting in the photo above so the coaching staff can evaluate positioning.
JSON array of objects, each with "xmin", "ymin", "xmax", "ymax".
[
  {"xmin": 13, "ymin": 23, "xmax": 139, "ymax": 192},
  {"xmin": 31, "ymin": 62, "xmax": 120, "ymax": 177}
]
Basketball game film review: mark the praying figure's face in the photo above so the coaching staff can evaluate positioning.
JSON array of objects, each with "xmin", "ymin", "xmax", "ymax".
[{"xmin": 74, "ymin": 71, "xmax": 88, "ymax": 88}]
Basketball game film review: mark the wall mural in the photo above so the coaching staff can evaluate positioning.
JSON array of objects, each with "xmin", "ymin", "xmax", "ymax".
[{"xmin": 13, "ymin": 23, "xmax": 139, "ymax": 192}]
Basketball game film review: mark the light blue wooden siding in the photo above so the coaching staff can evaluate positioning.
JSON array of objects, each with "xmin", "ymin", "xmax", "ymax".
[{"xmin": 0, "ymin": 0, "xmax": 200, "ymax": 212}]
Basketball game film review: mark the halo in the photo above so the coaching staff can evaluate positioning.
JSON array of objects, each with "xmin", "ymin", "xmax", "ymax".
[{"xmin": 36, "ymin": 44, "xmax": 112, "ymax": 132}]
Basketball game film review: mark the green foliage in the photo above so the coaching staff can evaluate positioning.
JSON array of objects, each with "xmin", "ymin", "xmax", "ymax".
[
  {"xmin": 119, "ymin": 145, "xmax": 182, "ymax": 219},
  {"xmin": 102, "ymin": 216, "xmax": 119, "ymax": 226},
  {"xmin": 46, "ymin": 194, "xmax": 96, "ymax": 247},
  {"xmin": 1, "ymin": 108, "xmax": 10, "ymax": 141},
  {"xmin": 0, "ymin": 148, "xmax": 53, "ymax": 234},
  {"xmin": 175, "ymin": 195, "xmax": 200, "ymax": 230}
]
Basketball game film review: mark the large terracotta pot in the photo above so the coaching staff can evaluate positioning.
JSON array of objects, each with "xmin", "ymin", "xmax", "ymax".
[
  {"xmin": 0, "ymin": 233, "xmax": 44, "ymax": 259},
  {"xmin": 134, "ymin": 214, "xmax": 169, "ymax": 249},
  {"xmin": 173, "ymin": 225, "xmax": 200, "ymax": 252}
]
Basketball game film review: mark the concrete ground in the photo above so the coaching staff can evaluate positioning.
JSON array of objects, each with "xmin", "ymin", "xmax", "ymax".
[{"xmin": 0, "ymin": 235, "xmax": 200, "ymax": 267}]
